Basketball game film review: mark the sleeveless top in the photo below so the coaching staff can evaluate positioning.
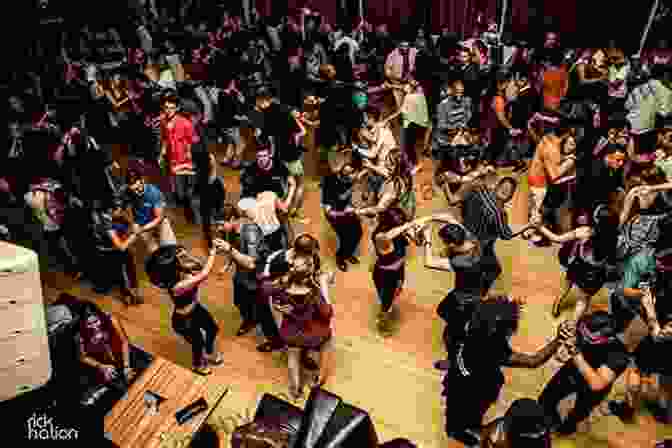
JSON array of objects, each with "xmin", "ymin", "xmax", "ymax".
[
  {"xmin": 168, "ymin": 285, "xmax": 199, "ymax": 310},
  {"xmin": 373, "ymin": 234, "xmax": 408, "ymax": 270}
]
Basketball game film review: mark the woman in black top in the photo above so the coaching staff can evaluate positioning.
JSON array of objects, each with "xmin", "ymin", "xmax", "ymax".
[
  {"xmin": 538, "ymin": 205, "xmax": 617, "ymax": 320},
  {"xmin": 371, "ymin": 209, "xmax": 459, "ymax": 336},
  {"xmin": 424, "ymin": 215, "xmax": 484, "ymax": 369},
  {"xmin": 370, "ymin": 208, "xmax": 425, "ymax": 335},
  {"xmin": 145, "ymin": 242, "xmax": 224, "ymax": 375},
  {"xmin": 443, "ymin": 296, "xmax": 572, "ymax": 447}
]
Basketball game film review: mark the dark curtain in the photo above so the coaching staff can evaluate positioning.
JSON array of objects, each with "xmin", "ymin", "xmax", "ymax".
[{"xmin": 365, "ymin": 0, "xmax": 416, "ymax": 32}]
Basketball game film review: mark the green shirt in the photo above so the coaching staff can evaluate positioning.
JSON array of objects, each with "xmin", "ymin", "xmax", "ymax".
[{"xmin": 621, "ymin": 249, "xmax": 656, "ymax": 290}]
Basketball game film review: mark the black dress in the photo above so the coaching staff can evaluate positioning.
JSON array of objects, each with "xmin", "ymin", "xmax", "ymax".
[{"xmin": 372, "ymin": 233, "xmax": 408, "ymax": 312}]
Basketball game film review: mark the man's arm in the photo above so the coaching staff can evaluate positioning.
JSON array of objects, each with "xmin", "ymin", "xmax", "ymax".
[
  {"xmin": 505, "ymin": 337, "xmax": 562, "ymax": 368},
  {"xmin": 357, "ymin": 182, "xmax": 396, "ymax": 216},
  {"xmin": 573, "ymin": 353, "xmax": 618, "ymax": 392}
]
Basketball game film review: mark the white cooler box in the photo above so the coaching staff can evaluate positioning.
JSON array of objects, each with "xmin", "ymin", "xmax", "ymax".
[{"xmin": 0, "ymin": 242, "xmax": 51, "ymax": 402}]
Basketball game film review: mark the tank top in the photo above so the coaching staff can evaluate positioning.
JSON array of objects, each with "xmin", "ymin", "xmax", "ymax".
[
  {"xmin": 169, "ymin": 285, "xmax": 199, "ymax": 310},
  {"xmin": 374, "ymin": 234, "xmax": 408, "ymax": 269}
]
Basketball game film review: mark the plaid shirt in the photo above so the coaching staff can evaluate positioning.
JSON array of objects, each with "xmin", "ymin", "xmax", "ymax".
[{"xmin": 462, "ymin": 186, "xmax": 514, "ymax": 243}]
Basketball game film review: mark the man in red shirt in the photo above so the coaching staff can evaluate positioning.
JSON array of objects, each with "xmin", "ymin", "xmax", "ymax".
[{"xmin": 161, "ymin": 95, "xmax": 197, "ymax": 223}]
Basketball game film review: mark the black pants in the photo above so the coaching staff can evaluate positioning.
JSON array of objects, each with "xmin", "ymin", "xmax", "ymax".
[
  {"xmin": 437, "ymin": 294, "xmax": 478, "ymax": 359},
  {"xmin": 173, "ymin": 174, "xmax": 196, "ymax": 222},
  {"xmin": 94, "ymin": 249, "xmax": 138, "ymax": 292},
  {"xmin": 266, "ymin": 226, "xmax": 288, "ymax": 254},
  {"xmin": 538, "ymin": 362, "xmax": 612, "ymax": 430},
  {"xmin": 400, "ymin": 123, "xmax": 422, "ymax": 168},
  {"xmin": 479, "ymin": 240, "xmax": 502, "ymax": 296},
  {"xmin": 373, "ymin": 265, "xmax": 405, "ymax": 312},
  {"xmin": 444, "ymin": 368, "xmax": 503, "ymax": 435},
  {"xmin": 171, "ymin": 303, "xmax": 220, "ymax": 368},
  {"xmin": 43, "ymin": 229, "xmax": 79, "ymax": 272},
  {"xmin": 327, "ymin": 214, "xmax": 362, "ymax": 260},
  {"xmin": 233, "ymin": 274, "xmax": 257, "ymax": 323},
  {"xmin": 233, "ymin": 274, "xmax": 281, "ymax": 342}
]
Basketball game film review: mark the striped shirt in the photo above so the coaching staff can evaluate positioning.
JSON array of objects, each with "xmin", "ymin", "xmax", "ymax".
[
  {"xmin": 435, "ymin": 96, "xmax": 472, "ymax": 131},
  {"xmin": 626, "ymin": 78, "xmax": 672, "ymax": 131},
  {"xmin": 462, "ymin": 186, "xmax": 514, "ymax": 243}
]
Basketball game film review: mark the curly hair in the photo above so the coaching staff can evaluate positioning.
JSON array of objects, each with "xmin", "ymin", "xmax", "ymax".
[{"xmin": 469, "ymin": 295, "xmax": 523, "ymax": 338}]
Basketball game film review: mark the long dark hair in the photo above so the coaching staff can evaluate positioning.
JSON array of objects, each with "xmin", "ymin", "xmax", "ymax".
[{"xmin": 79, "ymin": 301, "xmax": 114, "ymax": 349}]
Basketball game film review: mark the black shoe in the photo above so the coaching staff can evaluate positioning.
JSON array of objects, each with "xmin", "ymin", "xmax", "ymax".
[
  {"xmin": 609, "ymin": 400, "xmax": 635, "ymax": 423},
  {"xmin": 93, "ymin": 285, "xmax": 112, "ymax": 294},
  {"xmin": 236, "ymin": 320, "xmax": 257, "ymax": 337},
  {"xmin": 446, "ymin": 429, "xmax": 480, "ymax": 447},
  {"xmin": 336, "ymin": 259, "xmax": 348, "ymax": 271}
]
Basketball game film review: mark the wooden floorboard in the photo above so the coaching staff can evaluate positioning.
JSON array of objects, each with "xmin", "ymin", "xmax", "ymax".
[{"xmin": 36, "ymin": 138, "xmax": 670, "ymax": 448}]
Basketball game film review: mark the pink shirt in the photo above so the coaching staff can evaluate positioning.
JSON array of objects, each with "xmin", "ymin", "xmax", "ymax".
[{"xmin": 385, "ymin": 48, "xmax": 418, "ymax": 81}]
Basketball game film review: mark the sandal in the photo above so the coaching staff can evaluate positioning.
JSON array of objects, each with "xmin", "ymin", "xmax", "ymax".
[
  {"xmin": 193, "ymin": 366, "xmax": 212, "ymax": 376},
  {"xmin": 205, "ymin": 352, "xmax": 224, "ymax": 365}
]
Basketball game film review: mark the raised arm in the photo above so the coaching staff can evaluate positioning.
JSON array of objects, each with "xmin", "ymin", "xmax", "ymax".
[
  {"xmin": 356, "ymin": 181, "xmax": 397, "ymax": 217},
  {"xmin": 505, "ymin": 337, "xmax": 562, "ymax": 368},
  {"xmin": 421, "ymin": 226, "xmax": 455, "ymax": 271},
  {"xmin": 215, "ymin": 239, "xmax": 257, "ymax": 271},
  {"xmin": 172, "ymin": 246, "xmax": 217, "ymax": 294},
  {"xmin": 376, "ymin": 215, "xmax": 433, "ymax": 243},
  {"xmin": 536, "ymin": 224, "xmax": 593, "ymax": 244}
]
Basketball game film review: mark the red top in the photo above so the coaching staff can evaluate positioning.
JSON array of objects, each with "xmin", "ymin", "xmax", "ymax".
[
  {"xmin": 161, "ymin": 115, "xmax": 195, "ymax": 174},
  {"xmin": 542, "ymin": 65, "xmax": 568, "ymax": 109}
]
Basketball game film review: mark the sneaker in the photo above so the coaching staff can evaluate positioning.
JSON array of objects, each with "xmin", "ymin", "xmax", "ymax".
[
  {"xmin": 193, "ymin": 366, "xmax": 212, "ymax": 376},
  {"xmin": 236, "ymin": 320, "xmax": 257, "ymax": 336},
  {"xmin": 446, "ymin": 429, "xmax": 480, "ymax": 447}
]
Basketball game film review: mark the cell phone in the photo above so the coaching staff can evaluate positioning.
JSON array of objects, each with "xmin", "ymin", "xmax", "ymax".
[{"xmin": 175, "ymin": 397, "xmax": 208, "ymax": 425}]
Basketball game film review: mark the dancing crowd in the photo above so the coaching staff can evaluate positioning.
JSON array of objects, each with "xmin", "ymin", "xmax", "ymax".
[{"xmin": 2, "ymin": 2, "xmax": 672, "ymax": 447}]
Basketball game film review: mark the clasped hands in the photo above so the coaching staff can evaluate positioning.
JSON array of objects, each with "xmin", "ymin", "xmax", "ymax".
[{"xmin": 213, "ymin": 238, "xmax": 231, "ymax": 253}]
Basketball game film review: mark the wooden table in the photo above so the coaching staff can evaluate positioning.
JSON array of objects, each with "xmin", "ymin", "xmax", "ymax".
[{"xmin": 104, "ymin": 357, "xmax": 229, "ymax": 448}]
